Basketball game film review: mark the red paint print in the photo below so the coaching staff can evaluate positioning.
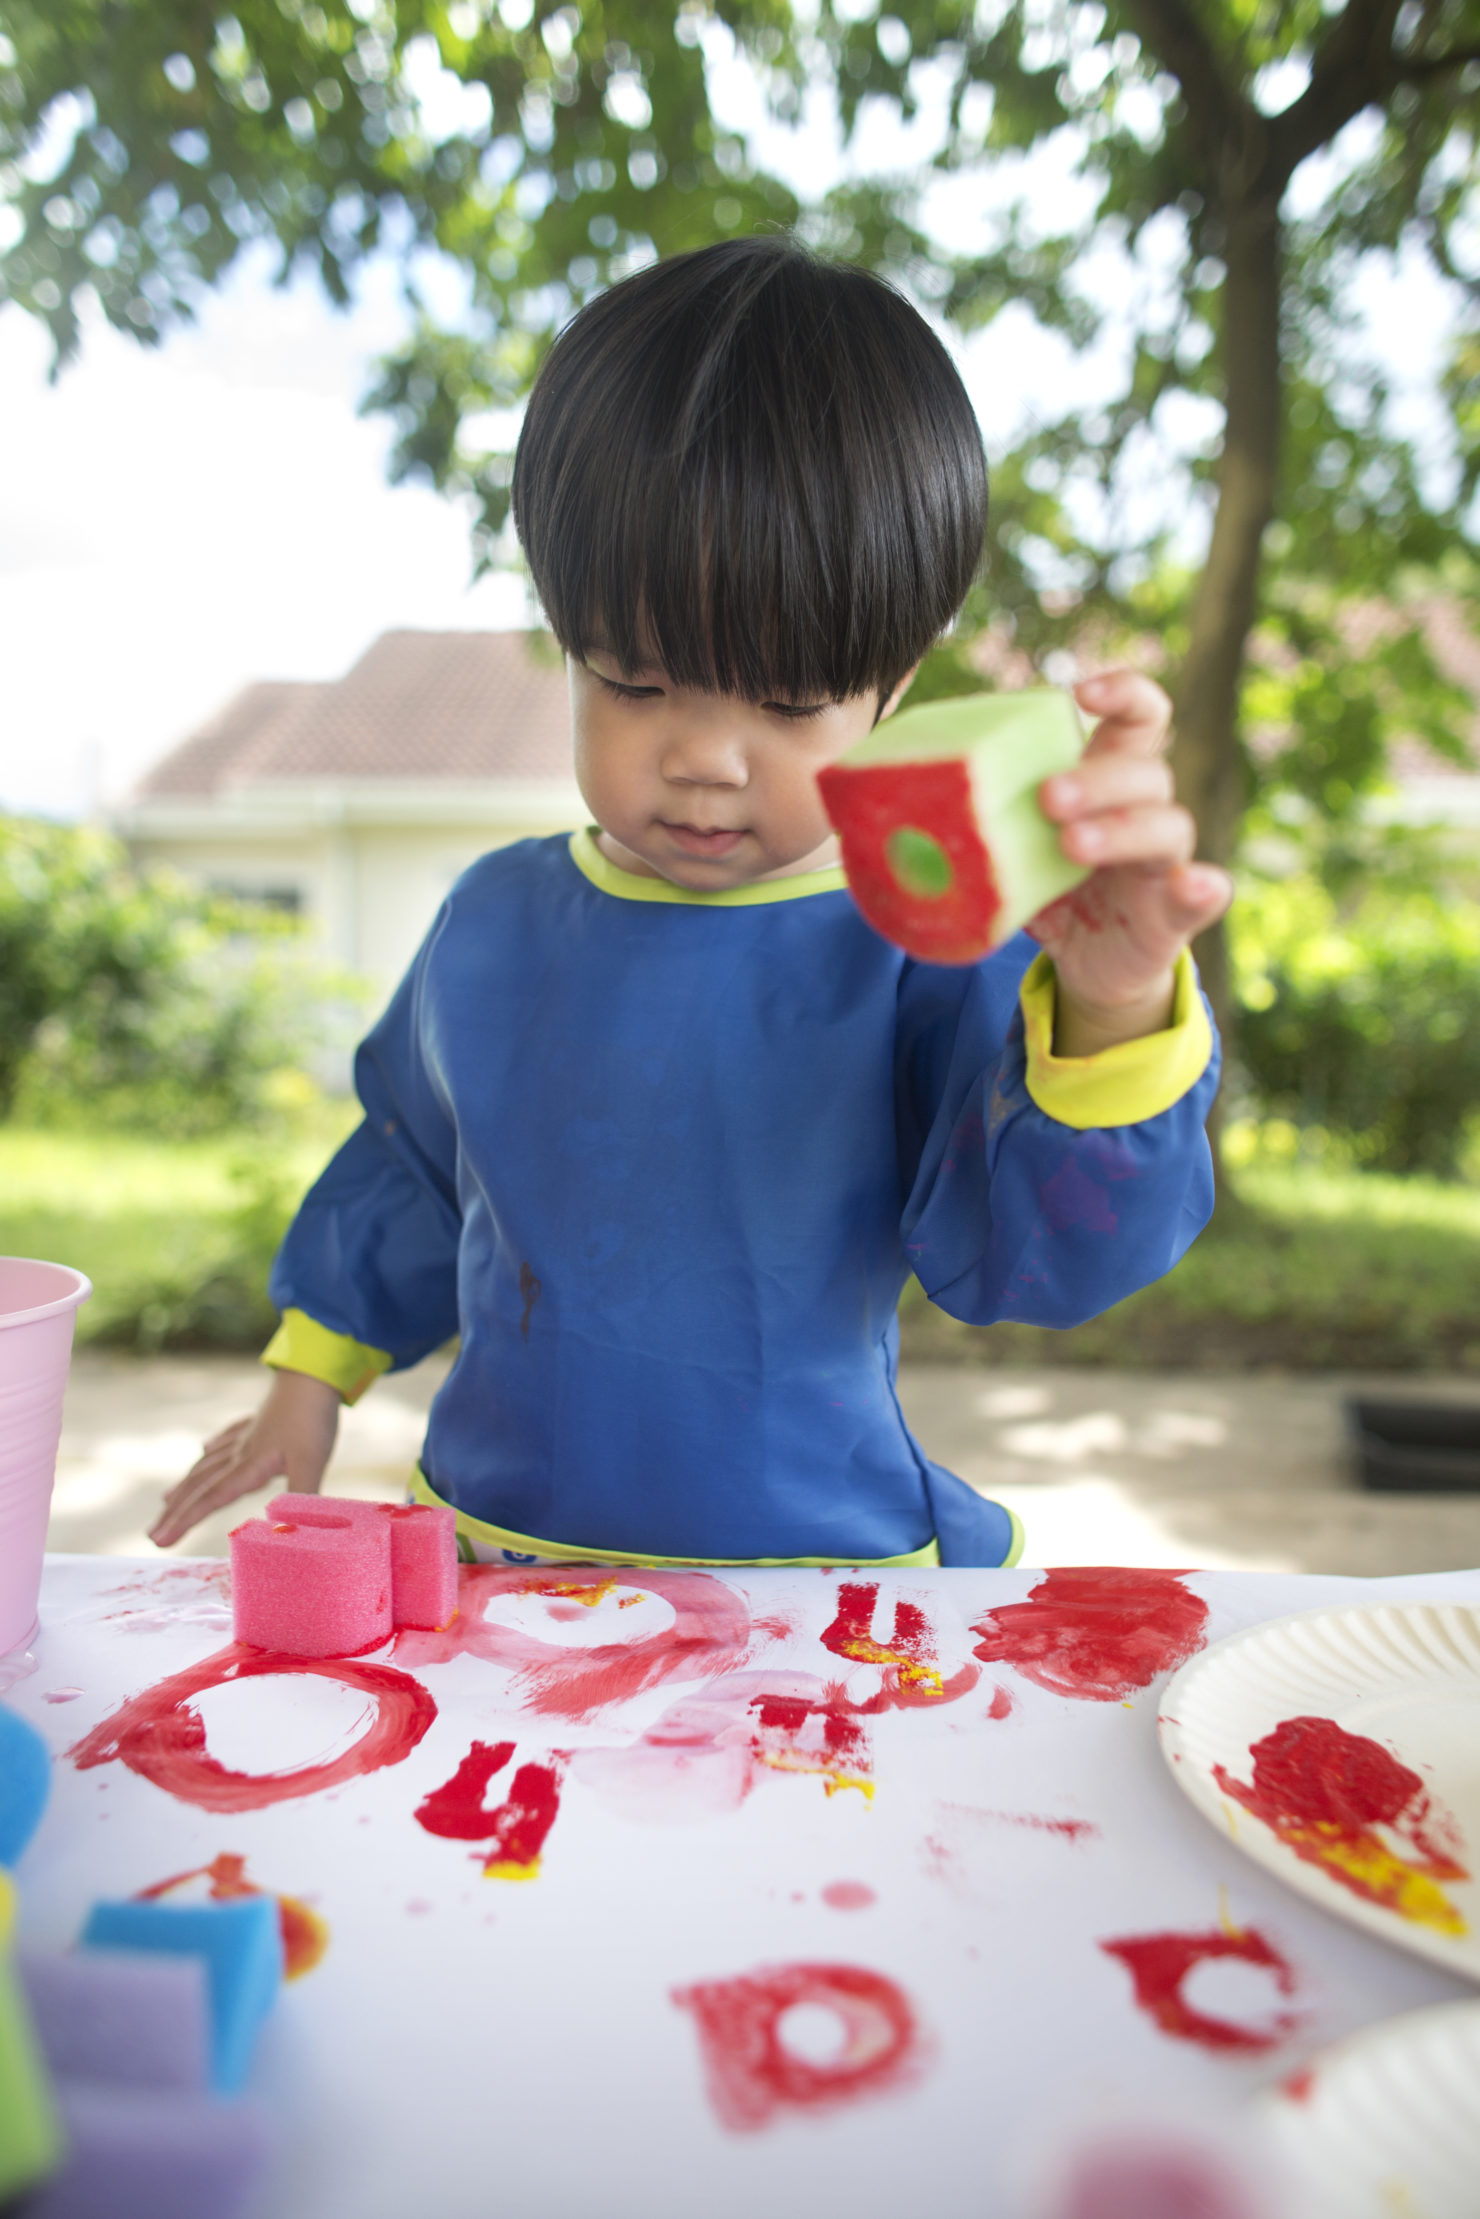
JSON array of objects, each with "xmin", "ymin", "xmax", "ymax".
[
  {"xmin": 69, "ymin": 1644, "xmax": 436, "ymax": 1812},
  {"xmin": 821, "ymin": 1881, "xmax": 876, "ymax": 1911},
  {"xmin": 820, "ymin": 1582, "xmax": 978, "ymax": 1711},
  {"xmin": 970, "ymin": 1568, "xmax": 1208, "ymax": 1701},
  {"xmin": 414, "ymin": 1740, "xmax": 517, "ymax": 1839},
  {"xmin": 414, "ymin": 1739, "xmax": 566, "ymax": 1879},
  {"xmin": 572, "ymin": 1672, "xmax": 875, "ymax": 1822},
  {"xmin": 391, "ymin": 1566, "xmax": 750, "ymax": 1722},
  {"xmin": 672, "ymin": 1962, "xmax": 925, "ymax": 2131},
  {"xmin": 986, "ymin": 1685, "xmax": 1015, "ymax": 1721},
  {"xmin": 1213, "ymin": 1715, "xmax": 1469, "ymax": 1937},
  {"xmin": 137, "ymin": 1852, "xmax": 328, "ymax": 1979},
  {"xmin": 1100, "ymin": 1926, "xmax": 1300, "ymax": 2054}
]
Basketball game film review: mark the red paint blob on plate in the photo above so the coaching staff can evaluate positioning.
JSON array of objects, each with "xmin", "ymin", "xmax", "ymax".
[
  {"xmin": 672, "ymin": 1961, "xmax": 925, "ymax": 2130},
  {"xmin": 1100, "ymin": 1926, "xmax": 1299, "ymax": 2053},
  {"xmin": 821, "ymin": 1881, "xmax": 876, "ymax": 1911},
  {"xmin": 1212, "ymin": 1714, "xmax": 1469, "ymax": 1935},
  {"xmin": 986, "ymin": 1685, "xmax": 1015, "ymax": 1721},
  {"xmin": 68, "ymin": 1644, "xmax": 436, "ymax": 1812},
  {"xmin": 970, "ymin": 1568, "xmax": 1208, "ymax": 1701}
]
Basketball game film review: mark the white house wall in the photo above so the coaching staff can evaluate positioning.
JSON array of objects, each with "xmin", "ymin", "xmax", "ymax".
[{"xmin": 120, "ymin": 787, "xmax": 586, "ymax": 1010}]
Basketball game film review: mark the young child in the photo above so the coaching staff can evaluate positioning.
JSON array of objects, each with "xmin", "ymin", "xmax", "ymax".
[{"xmin": 152, "ymin": 237, "xmax": 1229, "ymax": 1569}]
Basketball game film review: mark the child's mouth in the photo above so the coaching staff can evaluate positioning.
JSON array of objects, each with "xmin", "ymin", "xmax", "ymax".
[{"xmin": 663, "ymin": 823, "xmax": 746, "ymax": 857}]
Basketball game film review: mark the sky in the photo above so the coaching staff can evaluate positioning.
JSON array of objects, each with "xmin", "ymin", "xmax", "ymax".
[{"xmin": 0, "ymin": 41, "xmax": 1466, "ymax": 818}]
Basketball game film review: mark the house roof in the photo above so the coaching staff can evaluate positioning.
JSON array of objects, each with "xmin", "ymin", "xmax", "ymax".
[{"xmin": 137, "ymin": 630, "xmax": 572, "ymax": 797}]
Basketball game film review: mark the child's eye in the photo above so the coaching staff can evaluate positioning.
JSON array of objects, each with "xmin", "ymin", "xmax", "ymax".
[
  {"xmin": 763, "ymin": 700, "xmax": 830, "ymax": 722},
  {"xmin": 597, "ymin": 674, "xmax": 664, "ymax": 703}
]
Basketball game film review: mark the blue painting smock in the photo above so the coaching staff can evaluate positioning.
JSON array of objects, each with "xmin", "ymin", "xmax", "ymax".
[{"xmin": 265, "ymin": 830, "xmax": 1217, "ymax": 1567}]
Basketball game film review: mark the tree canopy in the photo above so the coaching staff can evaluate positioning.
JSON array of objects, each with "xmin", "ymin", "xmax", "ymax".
[{"xmin": 4, "ymin": 0, "xmax": 1478, "ymax": 942}]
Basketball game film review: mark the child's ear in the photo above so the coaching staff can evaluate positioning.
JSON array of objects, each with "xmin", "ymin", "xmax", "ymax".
[{"xmin": 877, "ymin": 666, "xmax": 920, "ymax": 723}]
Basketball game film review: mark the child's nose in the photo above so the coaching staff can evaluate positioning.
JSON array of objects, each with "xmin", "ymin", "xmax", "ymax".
[{"xmin": 661, "ymin": 715, "xmax": 749, "ymax": 788}]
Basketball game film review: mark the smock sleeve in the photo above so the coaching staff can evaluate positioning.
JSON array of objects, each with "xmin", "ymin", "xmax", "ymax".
[
  {"xmin": 894, "ymin": 938, "xmax": 1218, "ymax": 1330},
  {"xmin": 263, "ymin": 911, "xmax": 463, "ymax": 1392}
]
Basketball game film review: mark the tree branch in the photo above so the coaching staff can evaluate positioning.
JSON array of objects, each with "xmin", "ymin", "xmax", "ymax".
[
  {"xmin": 1268, "ymin": 0, "xmax": 1404, "ymax": 184},
  {"xmin": 1116, "ymin": 0, "xmax": 1242, "ymax": 148},
  {"xmin": 1393, "ymin": 44, "xmax": 1480, "ymax": 80}
]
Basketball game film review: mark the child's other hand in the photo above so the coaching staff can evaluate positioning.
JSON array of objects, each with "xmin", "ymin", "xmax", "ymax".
[
  {"xmin": 148, "ymin": 1368, "xmax": 341, "ymax": 1549},
  {"xmin": 1033, "ymin": 669, "xmax": 1232, "ymax": 1056}
]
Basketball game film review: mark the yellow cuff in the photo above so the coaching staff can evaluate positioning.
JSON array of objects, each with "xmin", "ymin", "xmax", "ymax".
[
  {"xmin": 1020, "ymin": 948, "xmax": 1212, "ymax": 1130},
  {"xmin": 262, "ymin": 1308, "xmax": 392, "ymax": 1404}
]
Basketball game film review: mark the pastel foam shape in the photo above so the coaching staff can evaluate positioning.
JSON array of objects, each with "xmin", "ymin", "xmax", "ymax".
[
  {"xmin": 229, "ymin": 1504, "xmax": 391, "ymax": 1656},
  {"xmin": 25, "ymin": 2078, "xmax": 272, "ymax": 2219},
  {"xmin": 19, "ymin": 1948, "xmax": 210, "ymax": 2093},
  {"xmin": 266, "ymin": 1495, "xmax": 458, "ymax": 1630},
  {"xmin": 817, "ymin": 688, "xmax": 1090, "ymax": 964},
  {"xmin": 0, "ymin": 1873, "xmax": 63, "ymax": 2202},
  {"xmin": 0, "ymin": 1703, "xmax": 51, "ymax": 1866},
  {"xmin": 80, "ymin": 1897, "xmax": 282, "ymax": 2097}
]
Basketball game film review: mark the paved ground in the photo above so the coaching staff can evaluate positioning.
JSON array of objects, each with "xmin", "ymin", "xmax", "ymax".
[{"xmin": 45, "ymin": 1351, "xmax": 1480, "ymax": 1574}]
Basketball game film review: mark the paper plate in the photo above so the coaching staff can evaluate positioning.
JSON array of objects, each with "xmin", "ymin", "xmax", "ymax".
[
  {"xmin": 1261, "ymin": 1999, "xmax": 1480, "ymax": 2219},
  {"xmin": 1158, "ymin": 1603, "xmax": 1480, "ymax": 1980}
]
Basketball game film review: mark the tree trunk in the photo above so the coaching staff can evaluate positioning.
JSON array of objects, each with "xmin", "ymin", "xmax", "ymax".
[{"xmin": 1169, "ymin": 192, "xmax": 1284, "ymax": 1191}]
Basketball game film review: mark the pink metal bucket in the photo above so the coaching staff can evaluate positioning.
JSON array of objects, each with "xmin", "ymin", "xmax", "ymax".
[{"xmin": 0, "ymin": 1259, "xmax": 92, "ymax": 1657}]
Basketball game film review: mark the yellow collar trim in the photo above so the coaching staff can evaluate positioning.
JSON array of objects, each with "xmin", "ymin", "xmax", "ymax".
[{"xmin": 568, "ymin": 827, "xmax": 847, "ymax": 907}]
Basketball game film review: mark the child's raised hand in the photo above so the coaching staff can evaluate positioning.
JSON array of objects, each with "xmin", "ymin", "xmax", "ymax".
[
  {"xmin": 1032, "ymin": 669, "xmax": 1232, "ymax": 1057},
  {"xmin": 148, "ymin": 1368, "xmax": 341, "ymax": 1549}
]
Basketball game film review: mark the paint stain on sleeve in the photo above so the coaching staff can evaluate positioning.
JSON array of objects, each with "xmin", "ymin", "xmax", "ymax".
[{"xmin": 518, "ymin": 1262, "xmax": 541, "ymax": 1340}]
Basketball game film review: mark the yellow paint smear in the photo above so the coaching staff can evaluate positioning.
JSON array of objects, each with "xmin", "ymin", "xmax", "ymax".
[
  {"xmin": 756, "ymin": 1749, "xmax": 875, "ymax": 1800},
  {"xmin": 1286, "ymin": 1820, "xmax": 1468, "ymax": 1938},
  {"xmin": 483, "ymin": 1858, "xmax": 542, "ymax": 1882}
]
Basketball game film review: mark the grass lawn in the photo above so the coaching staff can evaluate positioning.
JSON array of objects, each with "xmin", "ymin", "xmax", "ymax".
[
  {"xmin": 899, "ymin": 1162, "xmax": 1480, "ymax": 1370},
  {"xmin": 0, "ymin": 1116, "xmax": 356, "ymax": 1349},
  {"xmin": 3, "ymin": 1122, "xmax": 1478, "ymax": 1369}
]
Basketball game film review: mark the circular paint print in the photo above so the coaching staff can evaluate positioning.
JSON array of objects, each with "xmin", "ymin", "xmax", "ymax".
[{"xmin": 69, "ymin": 1644, "xmax": 437, "ymax": 1812}]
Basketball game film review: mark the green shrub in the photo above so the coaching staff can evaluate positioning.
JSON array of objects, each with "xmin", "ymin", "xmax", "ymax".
[
  {"xmin": 1232, "ymin": 873, "xmax": 1480, "ymax": 1176},
  {"xmin": 0, "ymin": 815, "xmax": 353, "ymax": 1137}
]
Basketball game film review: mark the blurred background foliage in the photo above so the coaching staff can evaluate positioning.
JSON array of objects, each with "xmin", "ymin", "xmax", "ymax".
[{"xmin": 3, "ymin": 1, "xmax": 1480, "ymax": 1361}]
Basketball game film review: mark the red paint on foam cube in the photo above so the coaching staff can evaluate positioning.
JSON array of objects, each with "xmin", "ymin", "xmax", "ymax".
[
  {"xmin": 816, "ymin": 757, "xmax": 1003, "ymax": 965},
  {"xmin": 263, "ymin": 1496, "xmax": 458, "ymax": 1632},
  {"xmin": 229, "ymin": 1512, "xmax": 391, "ymax": 1658}
]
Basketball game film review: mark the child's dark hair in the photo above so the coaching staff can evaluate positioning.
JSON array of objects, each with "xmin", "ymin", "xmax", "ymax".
[{"xmin": 512, "ymin": 235, "xmax": 987, "ymax": 705}]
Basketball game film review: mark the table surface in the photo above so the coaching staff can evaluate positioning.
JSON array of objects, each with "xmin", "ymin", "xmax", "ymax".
[{"xmin": 9, "ymin": 1555, "xmax": 1480, "ymax": 2219}]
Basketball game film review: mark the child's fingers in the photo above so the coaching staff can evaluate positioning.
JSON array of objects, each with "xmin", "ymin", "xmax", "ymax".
[
  {"xmin": 1073, "ymin": 669, "xmax": 1171, "ymax": 757},
  {"xmin": 1160, "ymin": 861, "xmax": 1234, "ymax": 935},
  {"xmin": 149, "ymin": 1440, "xmax": 279, "ymax": 1548},
  {"xmin": 1059, "ymin": 802, "xmax": 1197, "ymax": 869},
  {"xmin": 1040, "ymin": 753, "xmax": 1174, "ymax": 823}
]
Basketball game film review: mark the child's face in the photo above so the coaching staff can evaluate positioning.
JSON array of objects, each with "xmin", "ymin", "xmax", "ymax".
[{"xmin": 569, "ymin": 650, "xmax": 909, "ymax": 889}]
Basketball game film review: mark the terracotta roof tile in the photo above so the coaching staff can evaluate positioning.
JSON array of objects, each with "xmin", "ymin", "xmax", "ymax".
[{"xmin": 137, "ymin": 631, "xmax": 573, "ymax": 796}]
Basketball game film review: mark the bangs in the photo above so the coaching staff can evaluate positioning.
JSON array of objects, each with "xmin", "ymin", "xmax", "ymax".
[{"xmin": 512, "ymin": 237, "xmax": 987, "ymax": 702}]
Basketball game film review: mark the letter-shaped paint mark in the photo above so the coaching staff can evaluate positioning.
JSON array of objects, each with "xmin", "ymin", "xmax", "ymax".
[
  {"xmin": 69, "ymin": 1645, "xmax": 437, "ymax": 1813},
  {"xmin": 414, "ymin": 1739, "xmax": 565, "ymax": 1880},
  {"xmin": 672, "ymin": 1961, "xmax": 925, "ymax": 2131},
  {"xmin": 137, "ymin": 1851, "xmax": 328, "ymax": 1979},
  {"xmin": 413, "ymin": 1740, "xmax": 517, "ymax": 1839},
  {"xmin": 1099, "ymin": 1925, "xmax": 1301, "ymax": 2054},
  {"xmin": 1213, "ymin": 1714, "xmax": 1469, "ymax": 1937},
  {"xmin": 819, "ymin": 1582, "xmax": 978, "ymax": 1712}
]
